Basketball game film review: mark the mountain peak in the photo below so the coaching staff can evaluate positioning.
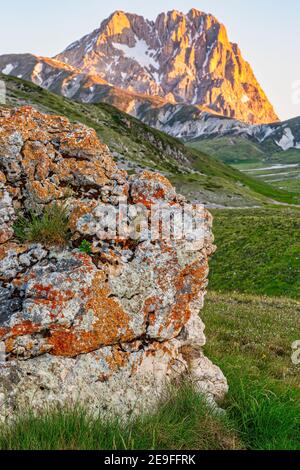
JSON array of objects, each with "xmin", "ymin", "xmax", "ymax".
[
  {"xmin": 52, "ymin": 9, "xmax": 278, "ymax": 124},
  {"xmin": 188, "ymin": 8, "xmax": 204, "ymax": 18},
  {"xmin": 108, "ymin": 10, "xmax": 126, "ymax": 17},
  {"xmin": 166, "ymin": 9, "xmax": 184, "ymax": 19},
  {"xmin": 103, "ymin": 10, "xmax": 131, "ymax": 33},
  {"xmin": 1, "ymin": 9, "xmax": 278, "ymax": 125}
]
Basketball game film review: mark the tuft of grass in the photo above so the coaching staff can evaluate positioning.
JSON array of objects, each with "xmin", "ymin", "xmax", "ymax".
[
  {"xmin": 225, "ymin": 376, "xmax": 300, "ymax": 450},
  {"xmin": 0, "ymin": 384, "xmax": 240, "ymax": 451},
  {"xmin": 79, "ymin": 239, "xmax": 93, "ymax": 256},
  {"xmin": 13, "ymin": 203, "xmax": 70, "ymax": 247}
]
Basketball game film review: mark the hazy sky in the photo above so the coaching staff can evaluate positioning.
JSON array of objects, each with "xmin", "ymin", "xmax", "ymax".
[{"xmin": 1, "ymin": 0, "xmax": 299, "ymax": 120}]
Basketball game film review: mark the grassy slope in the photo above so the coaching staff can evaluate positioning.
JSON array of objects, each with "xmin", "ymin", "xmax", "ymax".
[
  {"xmin": 2, "ymin": 73, "xmax": 299, "ymax": 206},
  {"xmin": 189, "ymin": 135, "xmax": 300, "ymax": 166},
  {"xmin": 189, "ymin": 137, "xmax": 267, "ymax": 165},
  {"xmin": 188, "ymin": 137, "xmax": 300, "ymax": 195},
  {"xmin": 210, "ymin": 207, "xmax": 300, "ymax": 299}
]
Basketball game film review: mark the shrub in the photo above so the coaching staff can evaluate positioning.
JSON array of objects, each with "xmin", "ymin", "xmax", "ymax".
[
  {"xmin": 79, "ymin": 240, "xmax": 92, "ymax": 256},
  {"xmin": 13, "ymin": 203, "xmax": 70, "ymax": 247}
]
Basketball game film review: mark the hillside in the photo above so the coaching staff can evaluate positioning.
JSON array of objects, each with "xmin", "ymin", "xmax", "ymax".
[
  {"xmin": 209, "ymin": 207, "xmax": 300, "ymax": 299},
  {"xmin": 187, "ymin": 115, "xmax": 300, "ymax": 193},
  {"xmin": 2, "ymin": 73, "xmax": 299, "ymax": 206}
]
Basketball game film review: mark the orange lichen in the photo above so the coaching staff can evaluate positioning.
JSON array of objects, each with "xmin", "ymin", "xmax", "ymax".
[
  {"xmin": 21, "ymin": 141, "xmax": 53, "ymax": 181},
  {"xmin": 55, "ymin": 158, "xmax": 110, "ymax": 187},
  {"xmin": 59, "ymin": 127, "xmax": 105, "ymax": 156},
  {"xmin": 0, "ymin": 327, "xmax": 8, "ymax": 339},
  {"xmin": 9, "ymin": 320, "xmax": 41, "ymax": 338},
  {"xmin": 28, "ymin": 180, "xmax": 64, "ymax": 203},
  {"xmin": 143, "ymin": 297, "xmax": 160, "ymax": 326},
  {"xmin": 0, "ymin": 171, "xmax": 6, "ymax": 184},
  {"xmin": 69, "ymin": 201, "xmax": 97, "ymax": 231},
  {"xmin": 46, "ymin": 271, "xmax": 134, "ymax": 357},
  {"xmin": 131, "ymin": 171, "xmax": 176, "ymax": 207},
  {"xmin": 0, "ymin": 227, "xmax": 14, "ymax": 244},
  {"xmin": 105, "ymin": 346, "xmax": 130, "ymax": 373},
  {"xmin": 138, "ymin": 171, "xmax": 174, "ymax": 188},
  {"xmin": 167, "ymin": 261, "xmax": 207, "ymax": 332},
  {"xmin": 0, "ymin": 243, "xmax": 28, "ymax": 262}
]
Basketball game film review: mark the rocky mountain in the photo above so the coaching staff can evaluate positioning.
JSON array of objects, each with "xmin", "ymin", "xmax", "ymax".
[
  {"xmin": 0, "ymin": 9, "xmax": 278, "ymax": 129},
  {"xmin": 0, "ymin": 53, "xmax": 166, "ymax": 115},
  {"xmin": 186, "ymin": 114, "xmax": 300, "ymax": 162},
  {"xmin": 150, "ymin": 104, "xmax": 300, "ymax": 150},
  {"xmin": 55, "ymin": 9, "xmax": 278, "ymax": 124}
]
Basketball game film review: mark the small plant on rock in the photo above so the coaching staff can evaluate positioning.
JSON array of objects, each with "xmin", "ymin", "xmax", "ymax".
[
  {"xmin": 79, "ymin": 239, "xmax": 93, "ymax": 256},
  {"xmin": 14, "ymin": 203, "xmax": 70, "ymax": 247}
]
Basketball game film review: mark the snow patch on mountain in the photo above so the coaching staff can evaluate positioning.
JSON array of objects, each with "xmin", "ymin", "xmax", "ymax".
[
  {"xmin": 2, "ymin": 63, "xmax": 15, "ymax": 75},
  {"xmin": 276, "ymin": 128, "xmax": 295, "ymax": 150},
  {"xmin": 203, "ymin": 42, "xmax": 216, "ymax": 72},
  {"xmin": 113, "ymin": 39, "xmax": 159, "ymax": 71}
]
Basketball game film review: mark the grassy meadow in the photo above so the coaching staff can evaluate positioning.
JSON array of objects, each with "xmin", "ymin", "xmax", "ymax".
[{"xmin": 0, "ymin": 208, "xmax": 299, "ymax": 451}]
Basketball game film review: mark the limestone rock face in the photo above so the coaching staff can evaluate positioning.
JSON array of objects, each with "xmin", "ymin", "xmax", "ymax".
[
  {"xmin": 55, "ymin": 9, "xmax": 278, "ymax": 124},
  {"xmin": 0, "ymin": 9, "xmax": 278, "ymax": 126},
  {"xmin": 0, "ymin": 106, "xmax": 227, "ymax": 421}
]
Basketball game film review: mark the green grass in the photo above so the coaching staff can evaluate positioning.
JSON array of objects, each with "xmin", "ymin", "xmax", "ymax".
[
  {"xmin": 188, "ymin": 136, "xmax": 266, "ymax": 165},
  {"xmin": 188, "ymin": 137, "xmax": 300, "ymax": 195},
  {"xmin": 79, "ymin": 239, "xmax": 93, "ymax": 255},
  {"xmin": 271, "ymin": 178, "xmax": 300, "ymax": 193},
  {"xmin": 13, "ymin": 204, "xmax": 70, "ymax": 246},
  {"xmin": 202, "ymin": 292, "xmax": 300, "ymax": 450},
  {"xmin": 0, "ymin": 384, "xmax": 240, "ymax": 450},
  {"xmin": 210, "ymin": 207, "xmax": 300, "ymax": 299},
  {"xmin": 188, "ymin": 135, "xmax": 300, "ymax": 167}
]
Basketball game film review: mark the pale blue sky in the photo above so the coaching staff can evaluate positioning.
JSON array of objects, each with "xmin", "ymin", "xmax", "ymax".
[{"xmin": 1, "ymin": 0, "xmax": 299, "ymax": 120}]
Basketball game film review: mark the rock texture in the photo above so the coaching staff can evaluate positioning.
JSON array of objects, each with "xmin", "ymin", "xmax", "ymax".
[
  {"xmin": 0, "ymin": 9, "xmax": 278, "ymax": 126},
  {"xmin": 0, "ymin": 106, "xmax": 227, "ymax": 421}
]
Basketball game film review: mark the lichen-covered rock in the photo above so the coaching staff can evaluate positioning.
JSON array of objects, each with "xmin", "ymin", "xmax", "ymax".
[{"xmin": 0, "ymin": 106, "xmax": 227, "ymax": 421}]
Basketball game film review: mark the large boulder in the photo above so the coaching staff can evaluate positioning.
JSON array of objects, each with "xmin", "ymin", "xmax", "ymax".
[{"xmin": 0, "ymin": 106, "xmax": 227, "ymax": 421}]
